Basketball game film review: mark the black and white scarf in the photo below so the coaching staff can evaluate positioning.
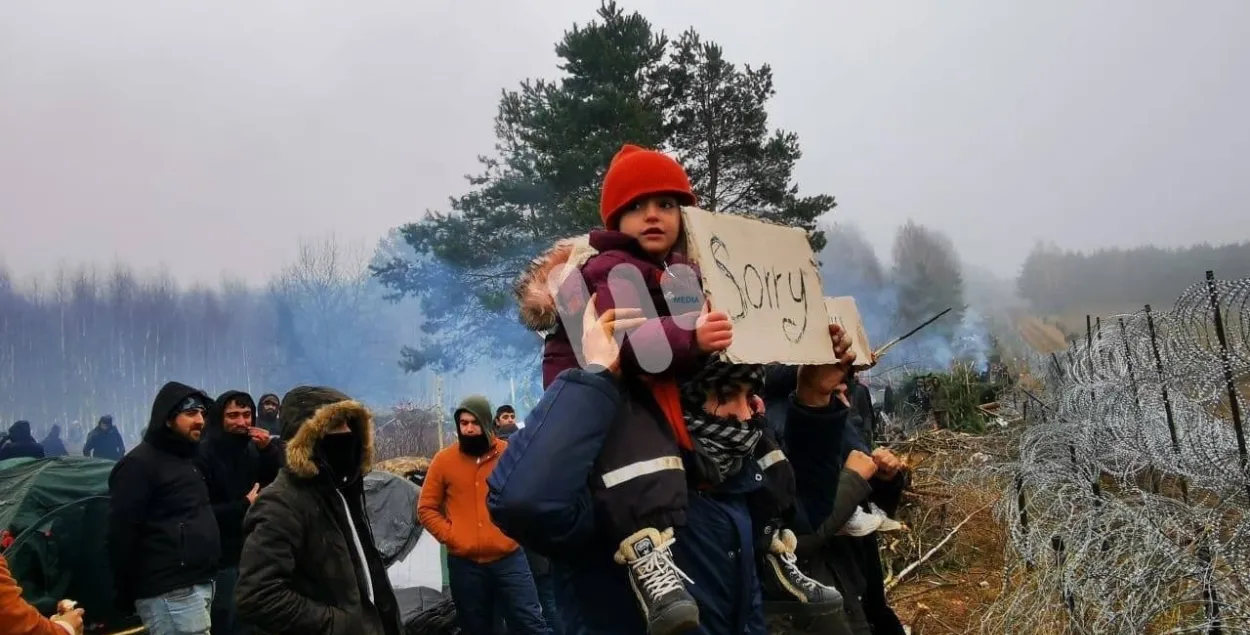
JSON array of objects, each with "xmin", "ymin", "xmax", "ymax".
[
  {"xmin": 681, "ymin": 357, "xmax": 768, "ymax": 484},
  {"xmin": 683, "ymin": 409, "xmax": 765, "ymax": 485}
]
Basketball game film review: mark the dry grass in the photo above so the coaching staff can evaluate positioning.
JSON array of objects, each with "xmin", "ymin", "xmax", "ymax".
[
  {"xmin": 1013, "ymin": 315, "xmax": 1070, "ymax": 355},
  {"xmin": 883, "ymin": 429, "xmax": 1014, "ymax": 635}
]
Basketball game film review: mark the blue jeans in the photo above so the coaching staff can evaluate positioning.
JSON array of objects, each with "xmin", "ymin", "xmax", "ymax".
[
  {"xmin": 134, "ymin": 583, "xmax": 214, "ymax": 635},
  {"xmin": 449, "ymin": 549, "xmax": 546, "ymax": 635},
  {"xmin": 533, "ymin": 571, "xmax": 562, "ymax": 635},
  {"xmin": 494, "ymin": 570, "xmax": 561, "ymax": 635}
]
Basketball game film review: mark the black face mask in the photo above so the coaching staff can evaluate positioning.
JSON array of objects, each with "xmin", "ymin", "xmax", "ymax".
[
  {"xmin": 458, "ymin": 432, "xmax": 490, "ymax": 456},
  {"xmin": 319, "ymin": 432, "xmax": 362, "ymax": 484}
]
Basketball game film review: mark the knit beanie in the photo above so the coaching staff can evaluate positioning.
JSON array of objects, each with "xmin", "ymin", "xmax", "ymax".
[
  {"xmin": 681, "ymin": 356, "xmax": 766, "ymax": 404},
  {"xmin": 599, "ymin": 144, "xmax": 696, "ymax": 229}
]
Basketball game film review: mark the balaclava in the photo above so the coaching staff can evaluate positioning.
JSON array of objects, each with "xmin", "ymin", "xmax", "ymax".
[
  {"xmin": 454, "ymin": 395, "xmax": 495, "ymax": 457},
  {"xmin": 680, "ymin": 357, "xmax": 768, "ymax": 485},
  {"xmin": 280, "ymin": 386, "xmax": 363, "ymax": 487},
  {"xmin": 320, "ymin": 431, "xmax": 363, "ymax": 487}
]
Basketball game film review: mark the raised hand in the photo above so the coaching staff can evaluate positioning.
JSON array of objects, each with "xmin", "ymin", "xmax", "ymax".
[
  {"xmin": 796, "ymin": 323, "xmax": 858, "ymax": 406},
  {"xmin": 695, "ymin": 300, "xmax": 733, "ymax": 353},
  {"xmin": 580, "ymin": 293, "xmax": 646, "ymax": 376}
]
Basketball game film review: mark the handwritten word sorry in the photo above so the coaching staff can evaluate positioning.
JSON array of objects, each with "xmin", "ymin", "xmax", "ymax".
[{"xmin": 708, "ymin": 235, "xmax": 809, "ymax": 343}]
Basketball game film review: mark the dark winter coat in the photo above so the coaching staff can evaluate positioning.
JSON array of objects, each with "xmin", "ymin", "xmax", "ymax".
[
  {"xmin": 40, "ymin": 426, "xmax": 68, "ymax": 457},
  {"xmin": 235, "ymin": 388, "xmax": 402, "ymax": 635},
  {"xmin": 107, "ymin": 382, "xmax": 221, "ymax": 608},
  {"xmin": 493, "ymin": 424, "xmax": 550, "ymax": 576},
  {"xmin": 488, "ymin": 369, "xmax": 793, "ymax": 635},
  {"xmin": 848, "ymin": 377, "xmax": 876, "ymax": 449},
  {"xmin": 0, "ymin": 421, "xmax": 44, "ymax": 461},
  {"xmin": 517, "ymin": 231, "xmax": 704, "ymax": 389},
  {"xmin": 194, "ymin": 390, "xmax": 285, "ymax": 567},
  {"xmin": 83, "ymin": 418, "xmax": 126, "ymax": 460},
  {"xmin": 774, "ymin": 369, "xmax": 907, "ymax": 635}
]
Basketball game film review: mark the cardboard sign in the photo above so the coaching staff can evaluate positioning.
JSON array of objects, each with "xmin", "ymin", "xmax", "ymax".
[
  {"xmin": 681, "ymin": 206, "xmax": 835, "ymax": 365},
  {"xmin": 824, "ymin": 296, "xmax": 873, "ymax": 368}
]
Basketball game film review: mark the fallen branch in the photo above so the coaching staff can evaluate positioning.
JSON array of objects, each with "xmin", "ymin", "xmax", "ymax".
[{"xmin": 885, "ymin": 501, "xmax": 994, "ymax": 592}]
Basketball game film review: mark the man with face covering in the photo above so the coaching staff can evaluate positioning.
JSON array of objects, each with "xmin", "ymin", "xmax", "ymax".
[
  {"xmin": 418, "ymin": 396, "xmax": 546, "ymax": 635},
  {"xmin": 234, "ymin": 386, "xmax": 402, "ymax": 635},
  {"xmin": 107, "ymin": 382, "xmax": 220, "ymax": 635},
  {"xmin": 255, "ymin": 394, "xmax": 282, "ymax": 437}
]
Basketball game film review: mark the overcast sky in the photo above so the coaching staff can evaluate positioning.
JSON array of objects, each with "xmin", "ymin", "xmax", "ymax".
[{"xmin": 2, "ymin": 0, "xmax": 1247, "ymax": 287}]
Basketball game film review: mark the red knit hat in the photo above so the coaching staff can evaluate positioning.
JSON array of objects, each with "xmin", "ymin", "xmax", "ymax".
[{"xmin": 599, "ymin": 144, "xmax": 696, "ymax": 229}]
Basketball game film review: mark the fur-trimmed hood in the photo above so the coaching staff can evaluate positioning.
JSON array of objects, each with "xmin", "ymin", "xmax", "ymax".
[
  {"xmin": 280, "ymin": 387, "xmax": 375, "ymax": 480},
  {"xmin": 515, "ymin": 234, "xmax": 599, "ymax": 333}
]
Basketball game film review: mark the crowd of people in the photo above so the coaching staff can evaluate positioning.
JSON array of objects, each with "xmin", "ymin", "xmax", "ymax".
[
  {"xmin": 0, "ymin": 415, "xmax": 127, "ymax": 463},
  {"xmin": 2, "ymin": 143, "xmax": 909, "ymax": 635}
]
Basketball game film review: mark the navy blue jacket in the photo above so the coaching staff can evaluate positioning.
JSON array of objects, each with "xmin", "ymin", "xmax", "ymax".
[{"xmin": 488, "ymin": 369, "xmax": 772, "ymax": 635}]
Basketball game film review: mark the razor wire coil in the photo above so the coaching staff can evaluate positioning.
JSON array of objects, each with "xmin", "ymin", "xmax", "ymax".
[{"xmin": 982, "ymin": 274, "xmax": 1250, "ymax": 634}]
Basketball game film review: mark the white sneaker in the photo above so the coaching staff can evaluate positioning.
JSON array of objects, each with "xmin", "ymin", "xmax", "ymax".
[
  {"xmin": 838, "ymin": 507, "xmax": 884, "ymax": 537},
  {"xmin": 869, "ymin": 503, "xmax": 905, "ymax": 532}
]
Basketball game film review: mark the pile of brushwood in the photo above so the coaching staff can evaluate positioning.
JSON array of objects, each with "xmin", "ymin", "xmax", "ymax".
[{"xmin": 881, "ymin": 364, "xmax": 1015, "ymax": 435}]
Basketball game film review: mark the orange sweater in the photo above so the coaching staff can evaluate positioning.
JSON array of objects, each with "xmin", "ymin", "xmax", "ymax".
[
  {"xmin": 0, "ymin": 554, "xmax": 71, "ymax": 635},
  {"xmin": 417, "ymin": 438, "xmax": 519, "ymax": 564}
]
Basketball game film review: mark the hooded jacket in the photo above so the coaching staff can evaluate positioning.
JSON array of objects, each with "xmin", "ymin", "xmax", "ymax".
[
  {"xmin": 194, "ymin": 390, "xmax": 285, "ymax": 567},
  {"xmin": 83, "ymin": 416, "xmax": 126, "ymax": 460},
  {"xmin": 256, "ymin": 393, "xmax": 282, "ymax": 437},
  {"xmin": 516, "ymin": 231, "xmax": 704, "ymax": 390},
  {"xmin": 0, "ymin": 421, "xmax": 44, "ymax": 461},
  {"xmin": 107, "ymin": 381, "xmax": 220, "ymax": 608},
  {"xmin": 235, "ymin": 386, "xmax": 402, "ymax": 635},
  {"xmin": 417, "ymin": 396, "xmax": 518, "ymax": 563},
  {"xmin": 40, "ymin": 425, "xmax": 68, "ymax": 457}
]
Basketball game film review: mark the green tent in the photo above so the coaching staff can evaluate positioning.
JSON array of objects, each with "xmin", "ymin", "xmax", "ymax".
[
  {"xmin": 0, "ymin": 456, "xmax": 113, "ymax": 530},
  {"xmin": 0, "ymin": 456, "xmax": 139, "ymax": 632}
]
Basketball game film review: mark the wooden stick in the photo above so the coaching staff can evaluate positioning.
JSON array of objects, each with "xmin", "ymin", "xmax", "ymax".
[{"xmin": 885, "ymin": 501, "xmax": 993, "ymax": 592}]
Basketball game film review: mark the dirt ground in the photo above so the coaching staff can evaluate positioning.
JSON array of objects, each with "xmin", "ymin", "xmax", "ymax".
[{"xmin": 880, "ymin": 429, "xmax": 1013, "ymax": 635}]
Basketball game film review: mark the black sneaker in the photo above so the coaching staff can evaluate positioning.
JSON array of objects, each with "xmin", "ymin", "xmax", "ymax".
[
  {"xmin": 615, "ymin": 528, "xmax": 700, "ymax": 635},
  {"xmin": 758, "ymin": 524, "xmax": 844, "ymax": 617}
]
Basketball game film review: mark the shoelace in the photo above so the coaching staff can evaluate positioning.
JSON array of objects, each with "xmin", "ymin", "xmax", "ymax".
[
  {"xmin": 777, "ymin": 551, "xmax": 823, "ymax": 592},
  {"xmin": 633, "ymin": 545, "xmax": 695, "ymax": 598}
]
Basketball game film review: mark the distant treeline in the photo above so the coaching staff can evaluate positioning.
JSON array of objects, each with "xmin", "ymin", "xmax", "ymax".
[
  {"xmin": 1017, "ymin": 241, "xmax": 1250, "ymax": 315},
  {"xmin": 0, "ymin": 239, "xmax": 448, "ymax": 439}
]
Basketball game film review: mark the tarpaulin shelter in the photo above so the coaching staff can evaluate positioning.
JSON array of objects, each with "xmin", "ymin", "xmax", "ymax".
[
  {"xmin": 365, "ymin": 470, "xmax": 457, "ymax": 631},
  {"xmin": 0, "ymin": 455, "xmax": 140, "ymax": 632}
]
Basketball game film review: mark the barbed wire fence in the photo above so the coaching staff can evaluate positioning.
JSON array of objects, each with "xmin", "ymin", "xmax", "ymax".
[{"xmin": 982, "ymin": 271, "xmax": 1250, "ymax": 634}]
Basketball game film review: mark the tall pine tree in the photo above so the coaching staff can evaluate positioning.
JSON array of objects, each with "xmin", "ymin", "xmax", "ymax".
[
  {"xmin": 664, "ymin": 29, "xmax": 833, "ymax": 248},
  {"xmin": 373, "ymin": 2, "xmax": 835, "ymax": 372}
]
